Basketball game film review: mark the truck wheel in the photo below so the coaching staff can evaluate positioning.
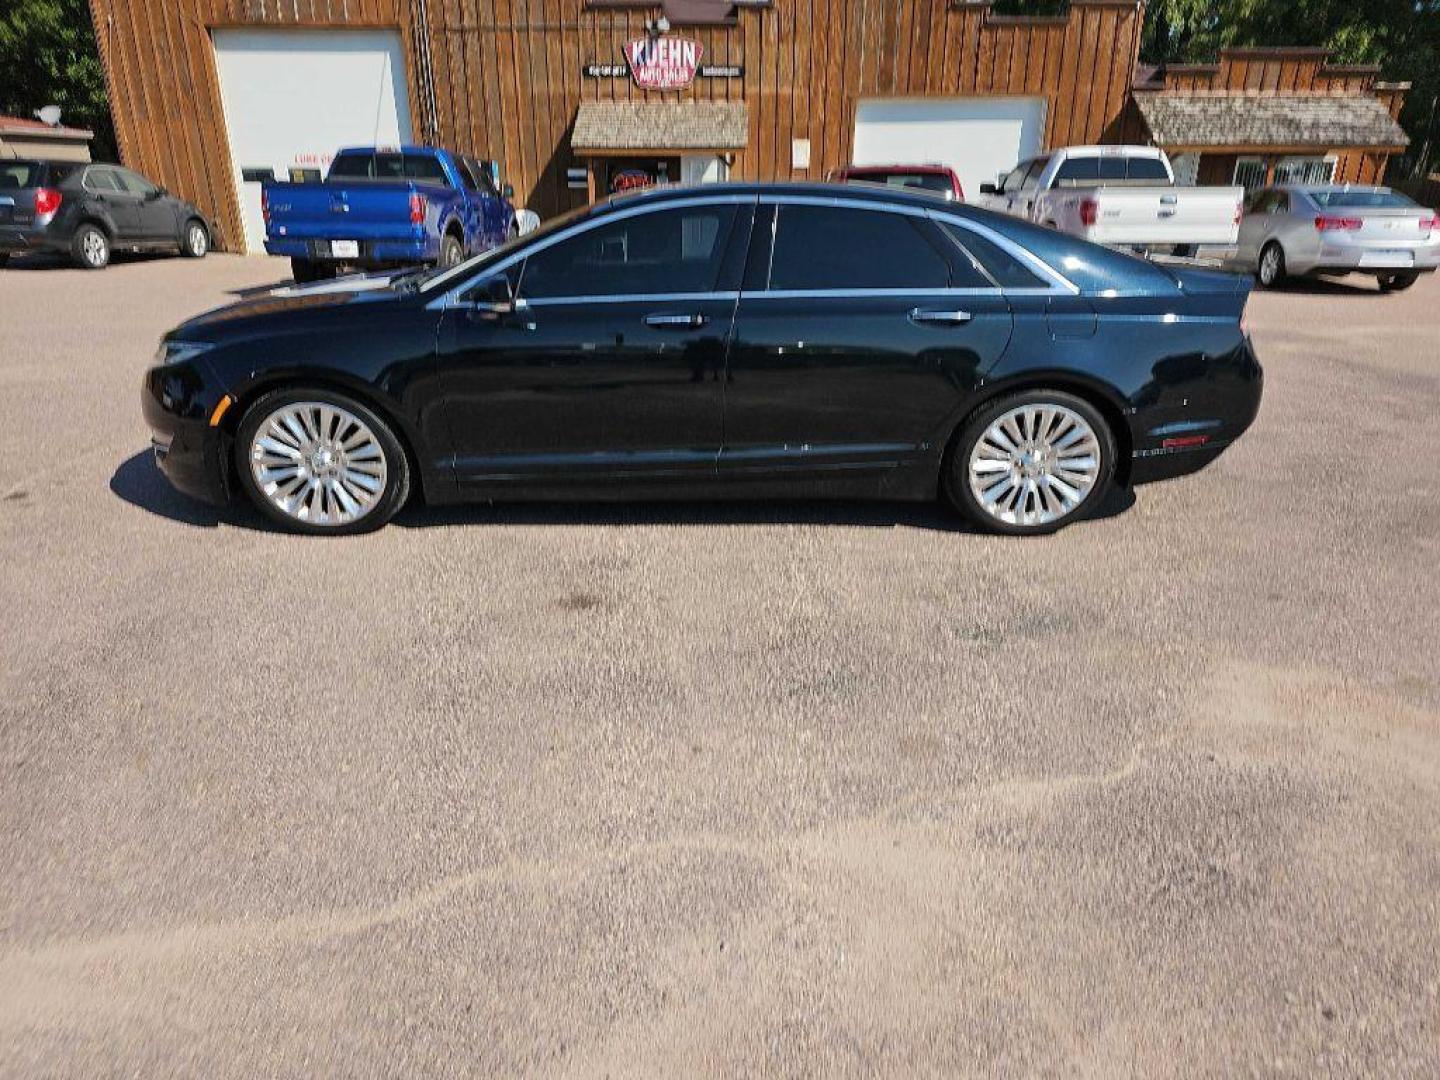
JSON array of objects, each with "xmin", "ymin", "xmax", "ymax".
[
  {"xmin": 290, "ymin": 258, "xmax": 335, "ymax": 284},
  {"xmin": 439, "ymin": 234, "xmax": 464, "ymax": 267},
  {"xmin": 1379, "ymin": 271, "xmax": 1419, "ymax": 292}
]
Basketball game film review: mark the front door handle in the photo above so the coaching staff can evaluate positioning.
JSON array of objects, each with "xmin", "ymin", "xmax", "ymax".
[
  {"xmin": 909, "ymin": 308, "xmax": 972, "ymax": 326},
  {"xmin": 643, "ymin": 313, "xmax": 710, "ymax": 330}
]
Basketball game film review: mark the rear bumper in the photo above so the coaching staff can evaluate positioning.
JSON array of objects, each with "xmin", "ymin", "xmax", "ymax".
[
  {"xmin": 141, "ymin": 362, "xmax": 232, "ymax": 505},
  {"xmin": 1128, "ymin": 335, "xmax": 1263, "ymax": 486},
  {"xmin": 264, "ymin": 235, "xmax": 441, "ymax": 265},
  {"xmin": 0, "ymin": 225, "xmax": 69, "ymax": 255}
]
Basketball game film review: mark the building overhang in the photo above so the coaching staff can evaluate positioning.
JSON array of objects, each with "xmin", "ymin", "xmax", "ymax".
[
  {"xmin": 1134, "ymin": 92, "xmax": 1409, "ymax": 153},
  {"xmin": 572, "ymin": 102, "xmax": 749, "ymax": 155}
]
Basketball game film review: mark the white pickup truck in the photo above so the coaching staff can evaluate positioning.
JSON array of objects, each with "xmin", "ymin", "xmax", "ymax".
[{"xmin": 974, "ymin": 145, "xmax": 1243, "ymax": 252}]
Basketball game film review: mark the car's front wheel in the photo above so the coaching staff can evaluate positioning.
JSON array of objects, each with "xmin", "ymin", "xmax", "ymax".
[
  {"xmin": 439, "ymin": 234, "xmax": 464, "ymax": 267},
  {"xmin": 182, "ymin": 219, "xmax": 208, "ymax": 258},
  {"xmin": 945, "ymin": 390, "xmax": 1115, "ymax": 536},
  {"xmin": 235, "ymin": 389, "xmax": 411, "ymax": 535}
]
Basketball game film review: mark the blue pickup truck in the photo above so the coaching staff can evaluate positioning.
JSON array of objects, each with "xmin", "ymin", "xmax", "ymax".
[{"xmin": 262, "ymin": 146, "xmax": 516, "ymax": 282}]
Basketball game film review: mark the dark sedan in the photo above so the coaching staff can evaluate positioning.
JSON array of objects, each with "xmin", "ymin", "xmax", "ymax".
[
  {"xmin": 0, "ymin": 159, "xmax": 211, "ymax": 269},
  {"xmin": 142, "ymin": 182, "xmax": 1262, "ymax": 536}
]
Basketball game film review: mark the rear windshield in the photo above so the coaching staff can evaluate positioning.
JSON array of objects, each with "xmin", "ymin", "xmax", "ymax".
[
  {"xmin": 0, "ymin": 161, "xmax": 43, "ymax": 189},
  {"xmin": 327, "ymin": 152, "xmax": 452, "ymax": 186},
  {"xmin": 1053, "ymin": 155, "xmax": 1171, "ymax": 186},
  {"xmin": 845, "ymin": 171, "xmax": 955, "ymax": 197},
  {"xmin": 1308, "ymin": 189, "xmax": 1417, "ymax": 209}
]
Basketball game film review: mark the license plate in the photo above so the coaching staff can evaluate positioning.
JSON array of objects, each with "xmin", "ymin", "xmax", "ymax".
[
  {"xmin": 1358, "ymin": 250, "xmax": 1412, "ymax": 268},
  {"xmin": 330, "ymin": 239, "xmax": 359, "ymax": 258}
]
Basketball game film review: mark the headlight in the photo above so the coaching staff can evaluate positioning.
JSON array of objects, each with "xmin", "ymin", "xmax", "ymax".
[{"xmin": 154, "ymin": 339, "xmax": 214, "ymax": 366}]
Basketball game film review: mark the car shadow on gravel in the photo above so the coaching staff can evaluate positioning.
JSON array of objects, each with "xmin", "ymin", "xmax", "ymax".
[
  {"xmin": 111, "ymin": 449, "xmax": 1138, "ymax": 534},
  {"xmin": 3, "ymin": 251, "xmax": 176, "ymax": 271}
]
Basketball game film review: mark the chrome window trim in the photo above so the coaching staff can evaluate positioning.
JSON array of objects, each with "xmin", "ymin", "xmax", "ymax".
[
  {"xmin": 741, "ymin": 287, "xmax": 1002, "ymax": 300},
  {"xmin": 760, "ymin": 192, "xmax": 931, "ymax": 219},
  {"xmin": 426, "ymin": 193, "xmax": 756, "ymax": 309},
  {"xmin": 927, "ymin": 210, "xmax": 1079, "ymax": 295},
  {"xmin": 522, "ymin": 291, "xmax": 740, "ymax": 308}
]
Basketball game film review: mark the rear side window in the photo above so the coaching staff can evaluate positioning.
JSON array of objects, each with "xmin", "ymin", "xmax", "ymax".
[
  {"xmin": 328, "ymin": 153, "xmax": 376, "ymax": 180},
  {"xmin": 404, "ymin": 153, "xmax": 449, "ymax": 185},
  {"xmin": 938, "ymin": 222, "xmax": 1046, "ymax": 289},
  {"xmin": 84, "ymin": 167, "xmax": 122, "ymax": 193},
  {"xmin": 767, "ymin": 205, "xmax": 952, "ymax": 290},
  {"xmin": 520, "ymin": 204, "xmax": 736, "ymax": 299}
]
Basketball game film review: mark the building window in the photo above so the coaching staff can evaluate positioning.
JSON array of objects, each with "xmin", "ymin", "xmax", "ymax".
[
  {"xmin": 1233, "ymin": 158, "xmax": 1267, "ymax": 190},
  {"xmin": 1274, "ymin": 156, "xmax": 1337, "ymax": 185}
]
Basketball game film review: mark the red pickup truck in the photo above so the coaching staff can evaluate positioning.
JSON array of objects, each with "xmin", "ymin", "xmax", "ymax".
[{"xmin": 828, "ymin": 164, "xmax": 965, "ymax": 202}]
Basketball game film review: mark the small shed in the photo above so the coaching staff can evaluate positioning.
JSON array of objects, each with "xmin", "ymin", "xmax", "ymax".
[{"xmin": 0, "ymin": 115, "xmax": 94, "ymax": 162}]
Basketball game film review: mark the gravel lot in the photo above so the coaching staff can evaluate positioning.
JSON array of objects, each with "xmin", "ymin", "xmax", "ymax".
[{"xmin": 1, "ymin": 252, "xmax": 1437, "ymax": 1077}]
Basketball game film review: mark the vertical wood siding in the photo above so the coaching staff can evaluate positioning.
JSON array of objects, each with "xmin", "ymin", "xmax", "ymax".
[{"xmin": 88, "ymin": 0, "xmax": 1144, "ymax": 248}]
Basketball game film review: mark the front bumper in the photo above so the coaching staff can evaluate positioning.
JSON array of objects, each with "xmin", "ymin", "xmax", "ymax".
[{"xmin": 141, "ymin": 361, "xmax": 232, "ymax": 505}]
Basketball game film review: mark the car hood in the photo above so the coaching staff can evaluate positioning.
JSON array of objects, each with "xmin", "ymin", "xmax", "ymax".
[{"xmin": 173, "ymin": 272, "xmax": 411, "ymax": 336}]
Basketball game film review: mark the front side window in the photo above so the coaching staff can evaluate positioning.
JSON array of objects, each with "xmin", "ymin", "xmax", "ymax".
[
  {"xmin": 999, "ymin": 163, "xmax": 1029, "ymax": 194},
  {"xmin": 519, "ymin": 204, "xmax": 737, "ymax": 299},
  {"xmin": 1019, "ymin": 158, "xmax": 1050, "ymax": 192},
  {"xmin": 457, "ymin": 159, "xmax": 480, "ymax": 192},
  {"xmin": 767, "ymin": 205, "xmax": 952, "ymax": 291},
  {"xmin": 114, "ymin": 168, "xmax": 159, "ymax": 196}
]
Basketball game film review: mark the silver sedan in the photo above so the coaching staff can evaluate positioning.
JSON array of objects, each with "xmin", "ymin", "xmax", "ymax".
[{"xmin": 1229, "ymin": 184, "xmax": 1439, "ymax": 291}]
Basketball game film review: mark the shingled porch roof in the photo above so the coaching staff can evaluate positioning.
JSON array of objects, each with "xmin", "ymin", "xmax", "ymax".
[
  {"xmin": 1135, "ymin": 93, "xmax": 1409, "ymax": 151},
  {"xmin": 572, "ymin": 102, "xmax": 749, "ymax": 154}
]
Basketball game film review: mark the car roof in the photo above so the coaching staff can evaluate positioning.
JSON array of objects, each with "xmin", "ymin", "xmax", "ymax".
[{"xmin": 604, "ymin": 180, "xmax": 981, "ymax": 214}]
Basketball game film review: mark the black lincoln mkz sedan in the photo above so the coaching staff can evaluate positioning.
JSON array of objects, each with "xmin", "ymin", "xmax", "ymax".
[{"xmin": 142, "ymin": 182, "xmax": 1261, "ymax": 536}]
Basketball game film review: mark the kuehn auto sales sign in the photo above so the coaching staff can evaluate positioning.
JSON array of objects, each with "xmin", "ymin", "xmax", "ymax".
[{"xmin": 625, "ymin": 37, "xmax": 703, "ymax": 90}]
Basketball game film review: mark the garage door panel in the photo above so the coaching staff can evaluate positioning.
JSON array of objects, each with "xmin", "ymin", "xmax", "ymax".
[
  {"xmin": 853, "ymin": 97, "xmax": 1047, "ymax": 205},
  {"xmin": 212, "ymin": 29, "xmax": 413, "ymax": 253}
]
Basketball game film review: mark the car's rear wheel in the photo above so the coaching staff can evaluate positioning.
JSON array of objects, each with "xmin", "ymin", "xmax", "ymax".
[
  {"xmin": 945, "ymin": 390, "xmax": 1115, "ymax": 536},
  {"xmin": 72, "ymin": 223, "xmax": 110, "ymax": 270},
  {"xmin": 439, "ymin": 234, "xmax": 464, "ymax": 267},
  {"xmin": 1257, "ymin": 241, "xmax": 1286, "ymax": 288},
  {"xmin": 182, "ymin": 219, "xmax": 208, "ymax": 258},
  {"xmin": 235, "ymin": 389, "xmax": 411, "ymax": 535},
  {"xmin": 1379, "ymin": 271, "xmax": 1419, "ymax": 292}
]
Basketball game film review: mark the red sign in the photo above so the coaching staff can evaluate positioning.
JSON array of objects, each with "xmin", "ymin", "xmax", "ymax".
[{"xmin": 624, "ymin": 37, "xmax": 703, "ymax": 90}]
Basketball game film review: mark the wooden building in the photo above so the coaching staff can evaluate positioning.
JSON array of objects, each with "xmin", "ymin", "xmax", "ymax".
[{"xmin": 84, "ymin": 0, "xmax": 1408, "ymax": 255}]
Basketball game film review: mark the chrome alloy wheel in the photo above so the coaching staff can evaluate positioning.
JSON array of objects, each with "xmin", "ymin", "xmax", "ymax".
[
  {"xmin": 967, "ymin": 403, "xmax": 1102, "ymax": 528},
  {"xmin": 248, "ymin": 402, "xmax": 388, "ymax": 527},
  {"xmin": 82, "ymin": 230, "xmax": 107, "ymax": 267},
  {"xmin": 1258, "ymin": 244, "xmax": 1281, "ymax": 286},
  {"xmin": 187, "ymin": 223, "xmax": 207, "ymax": 256}
]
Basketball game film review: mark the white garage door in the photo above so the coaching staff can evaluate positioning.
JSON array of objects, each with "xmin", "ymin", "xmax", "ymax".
[
  {"xmin": 853, "ymin": 97, "xmax": 1047, "ymax": 204},
  {"xmin": 212, "ymin": 29, "xmax": 412, "ymax": 253}
]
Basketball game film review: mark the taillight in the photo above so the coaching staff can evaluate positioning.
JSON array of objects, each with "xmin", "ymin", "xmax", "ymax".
[
  {"xmin": 1420, "ymin": 213, "xmax": 1439, "ymax": 233},
  {"xmin": 1314, "ymin": 215, "xmax": 1362, "ymax": 231},
  {"xmin": 409, "ymin": 192, "xmax": 426, "ymax": 225},
  {"xmin": 34, "ymin": 187, "xmax": 62, "ymax": 216},
  {"xmin": 1079, "ymin": 198, "xmax": 1098, "ymax": 227},
  {"xmin": 260, "ymin": 187, "xmax": 270, "ymax": 225},
  {"xmin": 1233, "ymin": 201, "xmax": 1243, "ymax": 226}
]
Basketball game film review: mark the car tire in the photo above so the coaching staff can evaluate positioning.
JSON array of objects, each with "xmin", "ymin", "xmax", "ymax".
[
  {"xmin": 181, "ymin": 219, "xmax": 208, "ymax": 258},
  {"xmin": 290, "ymin": 258, "xmax": 335, "ymax": 284},
  {"xmin": 0, "ymin": 253, "xmax": 9, "ymax": 268},
  {"xmin": 944, "ymin": 390, "xmax": 1116, "ymax": 536},
  {"xmin": 235, "ymin": 388, "xmax": 412, "ymax": 536},
  {"xmin": 1257, "ymin": 241, "xmax": 1286, "ymax": 288},
  {"xmin": 71, "ymin": 223, "xmax": 110, "ymax": 270},
  {"xmin": 1379, "ymin": 271, "xmax": 1419, "ymax": 292},
  {"xmin": 439, "ymin": 233, "xmax": 464, "ymax": 267}
]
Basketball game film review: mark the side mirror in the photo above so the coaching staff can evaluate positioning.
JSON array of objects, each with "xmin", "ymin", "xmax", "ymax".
[
  {"xmin": 979, "ymin": 182, "xmax": 998, "ymax": 195},
  {"xmin": 468, "ymin": 275, "xmax": 516, "ymax": 316},
  {"xmin": 147, "ymin": 187, "xmax": 165, "ymax": 201},
  {"xmin": 502, "ymin": 183, "xmax": 515, "ymax": 200}
]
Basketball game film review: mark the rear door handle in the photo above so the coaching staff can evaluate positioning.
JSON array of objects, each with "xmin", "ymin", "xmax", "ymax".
[
  {"xmin": 909, "ymin": 308, "xmax": 972, "ymax": 326},
  {"xmin": 644, "ymin": 313, "xmax": 709, "ymax": 329}
]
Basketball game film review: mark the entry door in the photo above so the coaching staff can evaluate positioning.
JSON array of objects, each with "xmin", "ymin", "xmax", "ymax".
[
  {"xmin": 212, "ymin": 29, "xmax": 412, "ymax": 252},
  {"xmin": 437, "ymin": 200, "xmax": 750, "ymax": 489},
  {"xmin": 723, "ymin": 201, "xmax": 1014, "ymax": 478}
]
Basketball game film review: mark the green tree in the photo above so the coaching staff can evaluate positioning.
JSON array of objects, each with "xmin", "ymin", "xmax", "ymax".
[{"xmin": 0, "ymin": 0, "xmax": 115, "ymax": 161}]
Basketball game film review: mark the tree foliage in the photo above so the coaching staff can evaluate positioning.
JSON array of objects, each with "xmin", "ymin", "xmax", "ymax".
[{"xmin": 0, "ymin": 0, "xmax": 115, "ymax": 160}]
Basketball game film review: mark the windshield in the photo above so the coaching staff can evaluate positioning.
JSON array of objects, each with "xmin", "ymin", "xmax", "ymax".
[
  {"xmin": 1308, "ymin": 189, "xmax": 1417, "ymax": 209},
  {"xmin": 416, "ymin": 202, "xmax": 595, "ymax": 293}
]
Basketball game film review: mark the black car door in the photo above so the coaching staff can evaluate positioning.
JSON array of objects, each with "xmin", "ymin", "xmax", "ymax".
[
  {"xmin": 721, "ymin": 198, "xmax": 1015, "ymax": 482},
  {"xmin": 115, "ymin": 167, "xmax": 177, "ymax": 242},
  {"xmin": 436, "ymin": 196, "xmax": 752, "ymax": 491}
]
